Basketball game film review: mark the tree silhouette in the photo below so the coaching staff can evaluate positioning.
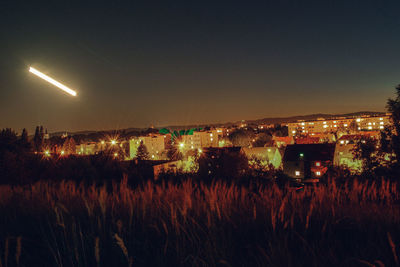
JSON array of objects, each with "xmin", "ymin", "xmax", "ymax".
[
  {"xmin": 386, "ymin": 84, "xmax": 400, "ymax": 165},
  {"xmin": 18, "ymin": 128, "xmax": 31, "ymax": 152},
  {"xmin": 228, "ymin": 129, "xmax": 254, "ymax": 147},
  {"xmin": 253, "ymin": 133, "xmax": 272, "ymax": 147},
  {"xmin": 136, "ymin": 141, "xmax": 149, "ymax": 160},
  {"xmin": 33, "ymin": 126, "xmax": 43, "ymax": 152},
  {"xmin": 62, "ymin": 137, "xmax": 76, "ymax": 155}
]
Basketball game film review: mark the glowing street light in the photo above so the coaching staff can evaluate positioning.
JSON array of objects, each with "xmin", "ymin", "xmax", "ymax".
[
  {"xmin": 29, "ymin": 67, "xmax": 77, "ymax": 96},
  {"xmin": 111, "ymin": 140, "xmax": 117, "ymax": 145}
]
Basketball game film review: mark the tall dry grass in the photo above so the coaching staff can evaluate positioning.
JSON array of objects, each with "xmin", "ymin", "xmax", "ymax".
[{"xmin": 0, "ymin": 177, "xmax": 399, "ymax": 266}]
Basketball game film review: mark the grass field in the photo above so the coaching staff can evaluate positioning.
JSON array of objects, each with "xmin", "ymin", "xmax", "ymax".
[{"xmin": 0, "ymin": 177, "xmax": 399, "ymax": 266}]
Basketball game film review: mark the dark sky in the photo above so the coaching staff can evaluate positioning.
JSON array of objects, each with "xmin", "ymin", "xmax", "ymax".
[{"xmin": 1, "ymin": 1, "xmax": 400, "ymax": 133}]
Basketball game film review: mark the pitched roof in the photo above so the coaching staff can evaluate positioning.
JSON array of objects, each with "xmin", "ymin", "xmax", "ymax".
[
  {"xmin": 241, "ymin": 147, "xmax": 280, "ymax": 160},
  {"xmin": 273, "ymin": 136, "xmax": 294, "ymax": 144},
  {"xmin": 338, "ymin": 132, "xmax": 378, "ymax": 141},
  {"xmin": 295, "ymin": 137, "xmax": 320, "ymax": 144},
  {"xmin": 283, "ymin": 143, "xmax": 335, "ymax": 162}
]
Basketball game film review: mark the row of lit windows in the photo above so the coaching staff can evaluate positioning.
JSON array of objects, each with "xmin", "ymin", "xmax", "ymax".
[
  {"xmin": 295, "ymin": 170, "xmax": 321, "ymax": 176},
  {"xmin": 294, "ymin": 117, "xmax": 386, "ymax": 127}
]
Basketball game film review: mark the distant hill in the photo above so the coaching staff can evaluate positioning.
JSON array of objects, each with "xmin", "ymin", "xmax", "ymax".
[
  {"xmin": 242, "ymin": 111, "xmax": 387, "ymax": 126},
  {"xmin": 49, "ymin": 111, "xmax": 387, "ymax": 136}
]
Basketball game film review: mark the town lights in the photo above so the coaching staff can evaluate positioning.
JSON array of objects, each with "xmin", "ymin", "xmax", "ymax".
[
  {"xmin": 111, "ymin": 140, "xmax": 117, "ymax": 145},
  {"xmin": 114, "ymin": 153, "xmax": 118, "ymax": 157},
  {"xmin": 60, "ymin": 150, "xmax": 65, "ymax": 155},
  {"xmin": 179, "ymin": 143, "xmax": 185, "ymax": 150},
  {"xmin": 29, "ymin": 67, "xmax": 77, "ymax": 96},
  {"xmin": 44, "ymin": 150, "xmax": 50, "ymax": 157}
]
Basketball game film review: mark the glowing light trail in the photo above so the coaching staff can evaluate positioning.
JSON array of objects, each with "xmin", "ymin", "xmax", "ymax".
[{"xmin": 29, "ymin": 67, "xmax": 77, "ymax": 96}]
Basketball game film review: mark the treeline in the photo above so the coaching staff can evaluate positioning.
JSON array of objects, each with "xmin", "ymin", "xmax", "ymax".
[{"xmin": 351, "ymin": 85, "xmax": 400, "ymax": 180}]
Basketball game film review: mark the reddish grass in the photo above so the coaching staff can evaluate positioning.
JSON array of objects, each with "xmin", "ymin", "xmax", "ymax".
[{"xmin": 0, "ymin": 177, "xmax": 399, "ymax": 266}]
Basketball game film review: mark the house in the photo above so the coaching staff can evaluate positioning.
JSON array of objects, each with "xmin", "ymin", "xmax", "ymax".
[
  {"xmin": 198, "ymin": 147, "xmax": 247, "ymax": 178},
  {"xmin": 241, "ymin": 147, "xmax": 282, "ymax": 169},
  {"xmin": 282, "ymin": 144, "xmax": 335, "ymax": 180},
  {"xmin": 333, "ymin": 134, "xmax": 375, "ymax": 172},
  {"xmin": 153, "ymin": 157, "xmax": 199, "ymax": 179},
  {"xmin": 153, "ymin": 160, "xmax": 181, "ymax": 179}
]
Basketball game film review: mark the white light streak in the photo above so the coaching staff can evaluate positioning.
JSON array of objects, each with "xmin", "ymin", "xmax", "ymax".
[{"xmin": 29, "ymin": 67, "xmax": 77, "ymax": 96}]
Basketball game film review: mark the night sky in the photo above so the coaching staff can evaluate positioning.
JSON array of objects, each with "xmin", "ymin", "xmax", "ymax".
[{"xmin": 1, "ymin": 1, "xmax": 400, "ymax": 133}]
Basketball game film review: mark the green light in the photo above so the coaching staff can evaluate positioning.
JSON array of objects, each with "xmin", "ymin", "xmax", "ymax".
[{"xmin": 299, "ymin": 153, "xmax": 304, "ymax": 157}]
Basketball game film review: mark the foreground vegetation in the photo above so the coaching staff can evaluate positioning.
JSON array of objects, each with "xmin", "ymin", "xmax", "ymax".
[{"xmin": 0, "ymin": 177, "xmax": 399, "ymax": 267}]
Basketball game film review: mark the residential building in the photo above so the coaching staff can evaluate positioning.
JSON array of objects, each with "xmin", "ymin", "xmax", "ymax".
[
  {"xmin": 241, "ymin": 147, "xmax": 282, "ymax": 169},
  {"xmin": 76, "ymin": 142, "xmax": 97, "ymax": 155},
  {"xmin": 282, "ymin": 144, "xmax": 335, "ymax": 180},
  {"xmin": 129, "ymin": 134, "xmax": 168, "ymax": 160},
  {"xmin": 181, "ymin": 130, "xmax": 219, "ymax": 149},
  {"xmin": 153, "ymin": 160, "xmax": 181, "ymax": 179},
  {"xmin": 287, "ymin": 114, "xmax": 390, "ymax": 137},
  {"xmin": 198, "ymin": 147, "xmax": 247, "ymax": 177},
  {"xmin": 333, "ymin": 133, "xmax": 379, "ymax": 172}
]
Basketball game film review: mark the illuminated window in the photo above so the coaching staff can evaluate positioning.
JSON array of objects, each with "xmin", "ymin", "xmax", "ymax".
[
  {"xmin": 316, "ymin": 171, "xmax": 321, "ymax": 176},
  {"xmin": 315, "ymin": 162, "xmax": 321, "ymax": 167},
  {"xmin": 380, "ymin": 126, "xmax": 384, "ymax": 129},
  {"xmin": 301, "ymin": 122, "xmax": 305, "ymax": 126},
  {"xmin": 356, "ymin": 118, "xmax": 361, "ymax": 122},
  {"xmin": 340, "ymin": 140, "xmax": 345, "ymax": 144},
  {"xmin": 379, "ymin": 117, "xmax": 383, "ymax": 120},
  {"xmin": 380, "ymin": 122, "xmax": 384, "ymax": 125},
  {"xmin": 292, "ymin": 130, "xmax": 296, "ymax": 134},
  {"xmin": 368, "ymin": 126, "xmax": 372, "ymax": 130},
  {"xmin": 295, "ymin": 171, "xmax": 300, "ymax": 176},
  {"xmin": 344, "ymin": 124, "xmax": 348, "ymax": 127},
  {"xmin": 333, "ymin": 121, "xmax": 337, "ymax": 123},
  {"xmin": 323, "ymin": 125, "xmax": 328, "ymax": 128},
  {"xmin": 323, "ymin": 121, "xmax": 327, "ymax": 124}
]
